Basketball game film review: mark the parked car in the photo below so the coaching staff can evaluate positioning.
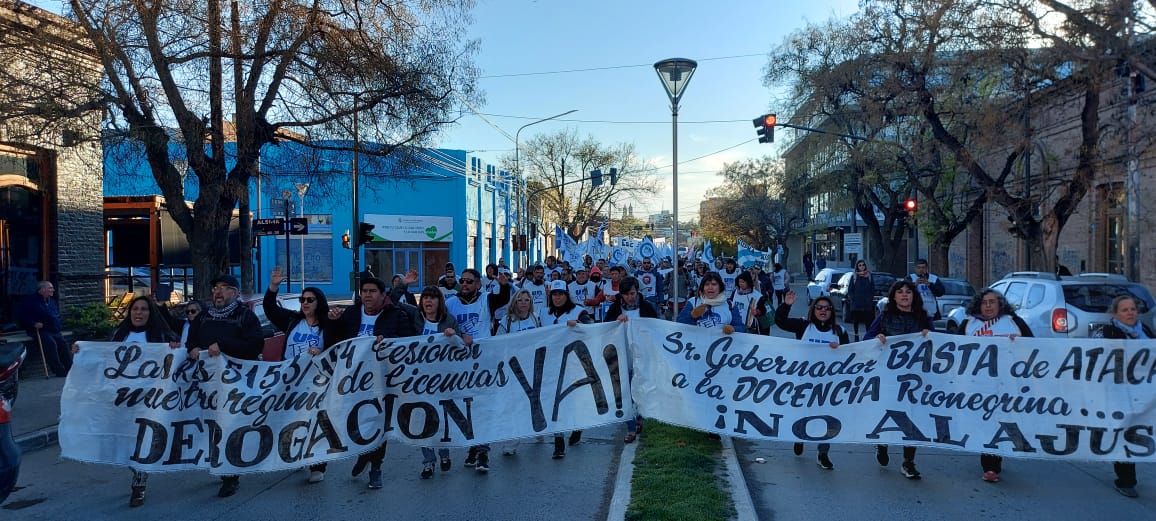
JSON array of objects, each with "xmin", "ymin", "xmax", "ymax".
[
  {"xmin": 943, "ymin": 272, "xmax": 1155, "ymax": 337},
  {"xmin": 806, "ymin": 268, "xmax": 851, "ymax": 302},
  {"xmin": 240, "ymin": 294, "xmax": 301, "ymax": 362},
  {"xmin": 830, "ymin": 271, "xmax": 898, "ymax": 318}
]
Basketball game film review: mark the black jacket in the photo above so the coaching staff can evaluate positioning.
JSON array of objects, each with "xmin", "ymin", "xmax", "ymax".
[
  {"xmin": 186, "ymin": 301, "xmax": 264, "ymax": 360},
  {"xmin": 774, "ymin": 302, "xmax": 850, "ymax": 344},
  {"xmin": 604, "ymin": 299, "xmax": 659, "ymax": 322},
  {"xmin": 1095, "ymin": 322, "xmax": 1156, "ymax": 340}
]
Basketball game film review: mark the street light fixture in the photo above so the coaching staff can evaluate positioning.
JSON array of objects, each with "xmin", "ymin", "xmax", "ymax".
[
  {"xmin": 295, "ymin": 183, "xmax": 309, "ymax": 290},
  {"xmin": 654, "ymin": 57, "xmax": 697, "ymax": 316},
  {"xmin": 516, "ymin": 109, "xmax": 576, "ymax": 268}
]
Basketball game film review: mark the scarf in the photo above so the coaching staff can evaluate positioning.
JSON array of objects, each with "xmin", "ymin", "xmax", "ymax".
[
  {"xmin": 206, "ymin": 299, "xmax": 240, "ymax": 319},
  {"xmin": 699, "ymin": 294, "xmax": 727, "ymax": 307},
  {"xmin": 1112, "ymin": 318, "xmax": 1149, "ymax": 339}
]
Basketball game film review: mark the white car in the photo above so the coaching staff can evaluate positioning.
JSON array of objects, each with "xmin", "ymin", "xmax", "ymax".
[{"xmin": 806, "ymin": 268, "xmax": 850, "ymax": 302}]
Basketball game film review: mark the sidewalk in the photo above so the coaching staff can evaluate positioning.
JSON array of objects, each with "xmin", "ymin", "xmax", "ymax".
[{"xmin": 11, "ymin": 372, "xmax": 63, "ymax": 453}]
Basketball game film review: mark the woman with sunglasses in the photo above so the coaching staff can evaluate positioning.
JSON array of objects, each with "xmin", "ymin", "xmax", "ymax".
[
  {"xmin": 865, "ymin": 280, "xmax": 933, "ymax": 480},
  {"xmin": 264, "ymin": 266, "xmax": 334, "ymax": 483},
  {"xmin": 73, "ymin": 295, "xmax": 178, "ymax": 507},
  {"xmin": 178, "ymin": 300, "xmax": 203, "ymax": 348},
  {"xmin": 774, "ymin": 289, "xmax": 848, "ymax": 469}
]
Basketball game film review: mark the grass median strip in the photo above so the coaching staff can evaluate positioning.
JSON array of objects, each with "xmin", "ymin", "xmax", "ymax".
[{"xmin": 626, "ymin": 421, "xmax": 734, "ymax": 521}]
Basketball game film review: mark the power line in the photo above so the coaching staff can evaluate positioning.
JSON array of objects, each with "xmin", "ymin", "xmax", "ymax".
[
  {"xmin": 477, "ymin": 53, "xmax": 765, "ymax": 79},
  {"xmin": 478, "ymin": 112, "xmax": 750, "ymax": 125}
]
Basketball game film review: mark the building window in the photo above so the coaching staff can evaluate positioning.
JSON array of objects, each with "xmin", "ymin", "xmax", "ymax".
[
  {"xmin": 1098, "ymin": 184, "xmax": 1125, "ymax": 274},
  {"xmin": 274, "ymin": 214, "xmax": 333, "ymax": 283},
  {"xmin": 364, "ymin": 241, "xmax": 450, "ymax": 288}
]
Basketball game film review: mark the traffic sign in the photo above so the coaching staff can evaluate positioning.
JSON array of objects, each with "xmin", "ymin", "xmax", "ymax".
[
  {"xmin": 288, "ymin": 217, "xmax": 309, "ymax": 235},
  {"xmin": 269, "ymin": 198, "xmax": 296, "ymax": 214},
  {"xmin": 254, "ymin": 218, "xmax": 285, "ymax": 236}
]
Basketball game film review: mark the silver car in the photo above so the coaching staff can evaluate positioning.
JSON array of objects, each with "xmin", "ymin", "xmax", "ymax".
[
  {"xmin": 875, "ymin": 277, "xmax": 975, "ymax": 329},
  {"xmin": 806, "ymin": 268, "xmax": 850, "ymax": 302},
  {"xmin": 944, "ymin": 272, "xmax": 1156, "ymax": 337}
]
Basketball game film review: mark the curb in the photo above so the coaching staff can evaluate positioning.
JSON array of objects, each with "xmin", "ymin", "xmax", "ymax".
[
  {"xmin": 15, "ymin": 425, "xmax": 58, "ymax": 454},
  {"xmin": 720, "ymin": 436, "xmax": 758, "ymax": 521},
  {"xmin": 606, "ymin": 438, "xmax": 638, "ymax": 520}
]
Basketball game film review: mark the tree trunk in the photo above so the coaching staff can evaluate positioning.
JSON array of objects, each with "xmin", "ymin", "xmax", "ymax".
[{"xmin": 238, "ymin": 182, "xmax": 254, "ymax": 294}]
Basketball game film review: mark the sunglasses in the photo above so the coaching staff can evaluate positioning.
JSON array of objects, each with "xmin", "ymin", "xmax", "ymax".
[
  {"xmin": 186, "ymin": 309, "xmax": 199, "ymax": 315},
  {"xmin": 813, "ymin": 305, "xmax": 833, "ymax": 311},
  {"xmin": 298, "ymin": 296, "xmax": 316, "ymax": 303},
  {"xmin": 459, "ymin": 278, "xmax": 477, "ymax": 283}
]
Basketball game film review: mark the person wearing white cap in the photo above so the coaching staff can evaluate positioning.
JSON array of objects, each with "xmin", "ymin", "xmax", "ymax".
[{"xmin": 539, "ymin": 278, "xmax": 593, "ymax": 458}]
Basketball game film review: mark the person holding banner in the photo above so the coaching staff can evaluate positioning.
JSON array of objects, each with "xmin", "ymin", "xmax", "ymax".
[
  {"xmin": 677, "ymin": 272, "xmax": 746, "ymax": 335},
  {"xmin": 605, "ymin": 277, "xmax": 659, "ymax": 444},
  {"xmin": 729, "ymin": 272, "xmax": 767, "ymax": 335},
  {"xmin": 774, "ymin": 290, "xmax": 848, "ymax": 470},
  {"xmin": 406, "ymin": 286, "xmax": 468, "ymax": 479},
  {"xmin": 264, "ymin": 267, "xmax": 335, "ymax": 483},
  {"xmin": 1092, "ymin": 295, "xmax": 1155, "ymax": 498},
  {"xmin": 73, "ymin": 295, "xmax": 179, "ymax": 507},
  {"xmin": 495, "ymin": 289, "xmax": 543, "ymax": 456},
  {"xmin": 865, "ymin": 280, "xmax": 933, "ymax": 480},
  {"xmin": 186, "ymin": 274, "xmax": 264, "ymax": 497},
  {"xmin": 540, "ymin": 280, "xmax": 593, "ymax": 458},
  {"xmin": 331, "ymin": 276, "xmax": 416, "ymax": 490},
  {"xmin": 955, "ymin": 289, "xmax": 1033, "ymax": 484}
]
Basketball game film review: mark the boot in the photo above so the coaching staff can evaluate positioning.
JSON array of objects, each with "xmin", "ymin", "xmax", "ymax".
[{"xmin": 129, "ymin": 485, "xmax": 145, "ymax": 507}]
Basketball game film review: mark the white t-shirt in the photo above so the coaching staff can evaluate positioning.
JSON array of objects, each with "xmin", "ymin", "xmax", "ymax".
[
  {"xmin": 719, "ymin": 268, "xmax": 741, "ymax": 294},
  {"xmin": 685, "ymin": 297, "xmax": 735, "ymax": 331},
  {"xmin": 482, "ymin": 275, "xmax": 500, "ymax": 295},
  {"xmin": 499, "ymin": 315, "xmax": 541, "ymax": 335},
  {"xmin": 286, "ymin": 321, "xmax": 323, "ymax": 358},
  {"xmin": 421, "ymin": 319, "xmax": 442, "ymax": 336},
  {"xmin": 800, "ymin": 323, "xmax": 841, "ymax": 345},
  {"xmin": 569, "ymin": 281, "xmax": 598, "ymax": 313},
  {"xmin": 772, "ymin": 269, "xmax": 790, "ymax": 291},
  {"xmin": 123, "ymin": 330, "xmax": 149, "ymax": 344},
  {"xmin": 909, "ymin": 273, "xmax": 940, "ymax": 317},
  {"xmin": 357, "ymin": 309, "xmax": 379, "ymax": 338},
  {"xmin": 730, "ymin": 290, "xmax": 762, "ymax": 328},
  {"xmin": 965, "ymin": 315, "xmax": 1021, "ymax": 337},
  {"xmin": 446, "ymin": 293, "xmax": 493, "ymax": 339},
  {"xmin": 540, "ymin": 306, "xmax": 586, "ymax": 326},
  {"xmin": 521, "ymin": 280, "xmax": 548, "ymax": 309},
  {"xmin": 635, "ymin": 270, "xmax": 660, "ymax": 298}
]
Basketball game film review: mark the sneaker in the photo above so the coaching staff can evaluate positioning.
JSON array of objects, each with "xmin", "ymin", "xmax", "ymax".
[
  {"xmin": 793, "ymin": 443, "xmax": 804, "ymax": 456},
  {"xmin": 817, "ymin": 453, "xmax": 834, "ymax": 470},
  {"xmin": 421, "ymin": 465, "xmax": 434, "ymax": 479},
  {"xmin": 367, "ymin": 470, "xmax": 383, "ymax": 489},
  {"xmin": 129, "ymin": 485, "xmax": 146, "ymax": 507},
  {"xmin": 440, "ymin": 456, "xmax": 452, "ymax": 471},
  {"xmin": 464, "ymin": 447, "xmax": 478, "ymax": 467},
  {"xmin": 476, "ymin": 452, "xmax": 489, "ymax": 473},
  {"xmin": 982, "ymin": 471, "xmax": 999, "ymax": 483},
  {"xmin": 308, "ymin": 470, "xmax": 325, "ymax": 483},
  {"xmin": 1116, "ymin": 486, "xmax": 1139, "ymax": 498},
  {"xmin": 901, "ymin": 461, "xmax": 921, "ymax": 480},
  {"xmin": 217, "ymin": 477, "xmax": 239, "ymax": 498},
  {"xmin": 552, "ymin": 450, "xmax": 565, "ymax": 459},
  {"xmin": 875, "ymin": 445, "xmax": 889, "ymax": 467}
]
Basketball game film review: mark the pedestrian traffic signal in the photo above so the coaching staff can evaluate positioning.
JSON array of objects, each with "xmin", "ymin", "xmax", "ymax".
[
  {"xmin": 609, "ymin": 168, "xmax": 618, "ymax": 185},
  {"xmin": 590, "ymin": 169, "xmax": 603, "ymax": 187},
  {"xmin": 356, "ymin": 222, "xmax": 376, "ymax": 247},
  {"xmin": 341, "ymin": 229, "xmax": 351, "ymax": 249},
  {"xmin": 904, "ymin": 198, "xmax": 917, "ymax": 216},
  {"xmin": 753, "ymin": 114, "xmax": 776, "ymax": 144}
]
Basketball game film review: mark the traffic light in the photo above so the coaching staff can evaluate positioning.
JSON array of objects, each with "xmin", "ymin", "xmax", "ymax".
[
  {"xmin": 904, "ymin": 198, "xmax": 917, "ymax": 217},
  {"xmin": 356, "ymin": 222, "xmax": 376, "ymax": 247},
  {"xmin": 609, "ymin": 168, "xmax": 618, "ymax": 185},
  {"xmin": 590, "ymin": 169, "xmax": 603, "ymax": 187},
  {"xmin": 341, "ymin": 229, "xmax": 351, "ymax": 249},
  {"xmin": 753, "ymin": 113, "xmax": 776, "ymax": 144}
]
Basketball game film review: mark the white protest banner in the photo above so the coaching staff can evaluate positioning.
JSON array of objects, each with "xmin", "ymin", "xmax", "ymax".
[
  {"xmin": 629, "ymin": 320, "xmax": 1156, "ymax": 462},
  {"xmin": 60, "ymin": 322, "xmax": 631, "ymax": 475},
  {"xmin": 60, "ymin": 320, "xmax": 1156, "ymax": 475}
]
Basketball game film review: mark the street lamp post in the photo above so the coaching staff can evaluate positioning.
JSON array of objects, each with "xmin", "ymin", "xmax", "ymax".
[
  {"xmin": 516, "ymin": 109, "xmax": 576, "ymax": 268},
  {"xmin": 295, "ymin": 182, "xmax": 309, "ymax": 290},
  {"xmin": 654, "ymin": 58, "xmax": 697, "ymax": 316}
]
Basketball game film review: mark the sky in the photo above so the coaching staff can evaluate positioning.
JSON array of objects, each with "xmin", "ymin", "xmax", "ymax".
[
  {"xmin": 26, "ymin": 0, "xmax": 862, "ymax": 221},
  {"xmin": 440, "ymin": 1, "xmax": 863, "ymax": 222}
]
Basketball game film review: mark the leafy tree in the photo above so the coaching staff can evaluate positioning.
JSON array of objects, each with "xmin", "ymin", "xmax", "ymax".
[
  {"xmin": 699, "ymin": 157, "xmax": 800, "ymax": 263},
  {"xmin": 514, "ymin": 129, "xmax": 660, "ymax": 244},
  {"xmin": 0, "ymin": 0, "xmax": 479, "ymax": 295}
]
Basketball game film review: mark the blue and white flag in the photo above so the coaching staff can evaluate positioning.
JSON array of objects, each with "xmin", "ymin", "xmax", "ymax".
[
  {"xmin": 637, "ymin": 236, "xmax": 658, "ymax": 261},
  {"xmin": 736, "ymin": 238, "xmax": 765, "ymax": 268},
  {"xmin": 609, "ymin": 246, "xmax": 630, "ymax": 266},
  {"xmin": 703, "ymin": 240, "xmax": 714, "ymax": 263},
  {"xmin": 660, "ymin": 242, "xmax": 673, "ymax": 261}
]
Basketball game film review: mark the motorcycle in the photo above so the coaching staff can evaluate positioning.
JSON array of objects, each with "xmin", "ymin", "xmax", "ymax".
[{"xmin": 0, "ymin": 338, "xmax": 25, "ymax": 503}]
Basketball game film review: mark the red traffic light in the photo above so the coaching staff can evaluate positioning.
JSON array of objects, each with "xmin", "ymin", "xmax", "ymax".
[
  {"xmin": 904, "ymin": 199, "xmax": 917, "ymax": 213},
  {"xmin": 763, "ymin": 114, "xmax": 777, "ymax": 126}
]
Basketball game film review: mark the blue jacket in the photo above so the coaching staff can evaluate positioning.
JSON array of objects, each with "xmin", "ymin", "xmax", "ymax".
[{"xmin": 16, "ymin": 294, "xmax": 62, "ymax": 334}]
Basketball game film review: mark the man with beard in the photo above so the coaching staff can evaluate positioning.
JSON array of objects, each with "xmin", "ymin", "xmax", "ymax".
[
  {"xmin": 519, "ymin": 265, "xmax": 548, "ymax": 309},
  {"xmin": 331, "ymin": 277, "xmax": 415, "ymax": 489},
  {"xmin": 568, "ymin": 267, "xmax": 599, "ymax": 317},
  {"xmin": 445, "ymin": 269, "xmax": 510, "ymax": 472},
  {"xmin": 186, "ymin": 274, "xmax": 263, "ymax": 498}
]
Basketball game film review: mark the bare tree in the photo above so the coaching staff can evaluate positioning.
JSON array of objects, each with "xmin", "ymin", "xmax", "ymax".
[
  {"xmin": 514, "ymin": 129, "xmax": 660, "ymax": 242},
  {"xmin": 699, "ymin": 157, "xmax": 798, "ymax": 257},
  {"xmin": 0, "ymin": 0, "xmax": 479, "ymax": 295}
]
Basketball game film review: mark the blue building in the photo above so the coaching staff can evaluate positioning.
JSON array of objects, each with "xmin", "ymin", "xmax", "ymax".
[{"xmin": 104, "ymin": 138, "xmax": 529, "ymax": 296}]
